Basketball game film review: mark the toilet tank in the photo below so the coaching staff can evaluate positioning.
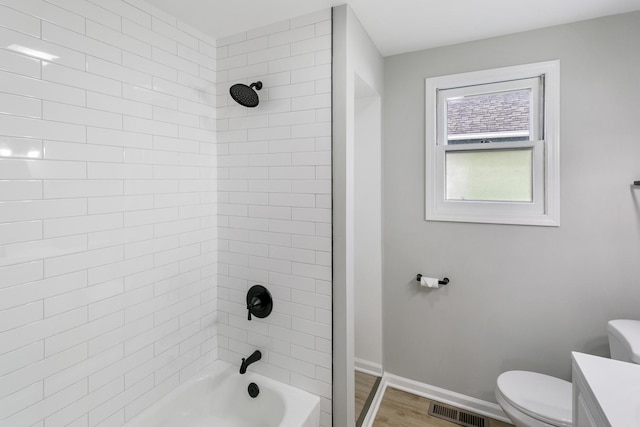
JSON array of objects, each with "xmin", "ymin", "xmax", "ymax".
[{"xmin": 607, "ymin": 320, "xmax": 640, "ymax": 363}]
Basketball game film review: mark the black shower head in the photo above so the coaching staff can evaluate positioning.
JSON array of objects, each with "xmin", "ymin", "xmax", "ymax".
[{"xmin": 230, "ymin": 81, "xmax": 263, "ymax": 108}]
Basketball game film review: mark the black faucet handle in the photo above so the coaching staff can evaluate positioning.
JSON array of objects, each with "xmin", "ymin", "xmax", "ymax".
[{"xmin": 246, "ymin": 285, "xmax": 273, "ymax": 322}]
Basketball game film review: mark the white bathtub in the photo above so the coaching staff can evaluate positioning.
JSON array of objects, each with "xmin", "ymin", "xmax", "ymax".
[{"xmin": 125, "ymin": 360, "xmax": 320, "ymax": 427}]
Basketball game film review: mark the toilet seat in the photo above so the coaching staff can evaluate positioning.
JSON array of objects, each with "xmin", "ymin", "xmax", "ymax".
[{"xmin": 496, "ymin": 371, "xmax": 572, "ymax": 427}]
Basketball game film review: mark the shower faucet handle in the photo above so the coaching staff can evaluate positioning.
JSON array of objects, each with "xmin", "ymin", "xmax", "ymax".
[
  {"xmin": 247, "ymin": 297, "xmax": 262, "ymax": 321},
  {"xmin": 246, "ymin": 285, "xmax": 273, "ymax": 321}
]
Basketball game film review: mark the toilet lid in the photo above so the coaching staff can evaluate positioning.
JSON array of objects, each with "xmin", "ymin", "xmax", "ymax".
[{"xmin": 497, "ymin": 371, "xmax": 572, "ymax": 427}]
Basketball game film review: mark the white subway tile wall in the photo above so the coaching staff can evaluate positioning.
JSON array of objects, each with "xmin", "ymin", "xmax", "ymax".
[
  {"xmin": 0, "ymin": 0, "xmax": 218, "ymax": 426},
  {"xmin": 216, "ymin": 9, "xmax": 332, "ymax": 427}
]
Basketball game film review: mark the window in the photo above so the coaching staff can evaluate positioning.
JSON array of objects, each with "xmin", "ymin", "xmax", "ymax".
[{"xmin": 425, "ymin": 61, "xmax": 560, "ymax": 226}]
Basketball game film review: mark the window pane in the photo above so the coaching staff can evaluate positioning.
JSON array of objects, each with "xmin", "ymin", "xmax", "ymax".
[
  {"xmin": 445, "ymin": 149, "xmax": 533, "ymax": 202},
  {"xmin": 447, "ymin": 89, "xmax": 530, "ymax": 145}
]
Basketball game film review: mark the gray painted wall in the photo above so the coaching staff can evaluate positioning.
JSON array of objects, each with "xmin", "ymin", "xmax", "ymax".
[{"xmin": 382, "ymin": 11, "xmax": 640, "ymax": 402}]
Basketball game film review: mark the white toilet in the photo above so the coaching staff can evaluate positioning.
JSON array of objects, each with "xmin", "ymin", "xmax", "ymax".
[{"xmin": 495, "ymin": 319, "xmax": 640, "ymax": 427}]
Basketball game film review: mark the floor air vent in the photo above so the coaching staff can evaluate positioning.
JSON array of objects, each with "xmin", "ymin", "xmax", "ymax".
[{"xmin": 427, "ymin": 402, "xmax": 488, "ymax": 427}]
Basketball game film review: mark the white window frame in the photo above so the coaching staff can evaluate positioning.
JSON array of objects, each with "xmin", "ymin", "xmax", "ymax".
[{"xmin": 425, "ymin": 60, "xmax": 560, "ymax": 226}]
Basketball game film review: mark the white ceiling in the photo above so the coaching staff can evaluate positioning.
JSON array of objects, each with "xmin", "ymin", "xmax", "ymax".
[{"xmin": 144, "ymin": 0, "xmax": 640, "ymax": 56}]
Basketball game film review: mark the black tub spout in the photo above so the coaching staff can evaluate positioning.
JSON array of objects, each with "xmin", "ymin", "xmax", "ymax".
[{"xmin": 240, "ymin": 350, "xmax": 261, "ymax": 374}]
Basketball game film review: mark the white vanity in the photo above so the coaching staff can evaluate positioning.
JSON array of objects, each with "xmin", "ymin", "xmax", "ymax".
[{"xmin": 572, "ymin": 351, "xmax": 640, "ymax": 426}]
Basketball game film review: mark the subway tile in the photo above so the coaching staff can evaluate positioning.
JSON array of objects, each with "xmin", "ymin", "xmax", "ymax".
[
  {"xmin": 178, "ymin": 44, "xmax": 216, "ymax": 71},
  {"xmin": 0, "ymin": 180, "xmax": 42, "ymax": 201},
  {"xmin": 43, "ymin": 141, "xmax": 123, "ymax": 164},
  {"xmin": 45, "ymin": 343, "xmax": 123, "ymax": 397},
  {"xmin": 88, "ymin": 162, "xmax": 153, "ymax": 180},
  {"xmin": 42, "ymin": 21, "xmax": 121, "ymax": 64},
  {"xmin": 0, "ymin": 70, "xmax": 86, "ymax": 106},
  {"xmin": 87, "ymin": 21, "xmax": 151, "ymax": 58},
  {"xmin": 290, "ymin": 180, "xmax": 331, "ymax": 194},
  {"xmin": 153, "ymin": 17, "xmax": 198, "ymax": 49},
  {"xmin": 0, "ymin": 343, "xmax": 87, "ymax": 400},
  {"xmin": 247, "ymin": 44, "xmax": 290, "ymax": 65},
  {"xmin": 152, "ymin": 46, "xmax": 198, "ymax": 75},
  {"xmin": 291, "ymin": 64, "xmax": 331, "ymax": 84},
  {"xmin": 0, "ymin": 341, "xmax": 43, "ymax": 377},
  {"xmin": 268, "ymin": 53, "xmax": 314, "ymax": 74},
  {"xmin": 153, "ymin": 105, "xmax": 199, "ymax": 127},
  {"xmin": 1, "ymin": 0, "xmax": 85, "ymax": 33},
  {"xmin": 123, "ymin": 51, "xmax": 177, "ymax": 81},
  {"xmin": 292, "ymin": 122, "xmax": 331, "ymax": 138},
  {"xmin": 3, "ymin": 378, "xmax": 87, "ymax": 426},
  {"xmin": 45, "ymin": 311, "xmax": 123, "ymax": 357},
  {"xmin": 291, "ymin": 35, "xmax": 331, "ymax": 56},
  {"xmin": 91, "ymin": 0, "xmax": 151, "ymax": 27},
  {"xmin": 315, "ymin": 49, "xmax": 331, "ymax": 65},
  {"xmin": 88, "ymin": 225, "xmax": 153, "ymax": 250},
  {"xmin": 0, "ymin": 92, "xmax": 42, "ymax": 118},
  {"xmin": 0, "ymin": 198, "xmax": 87, "ymax": 222},
  {"xmin": 44, "ymin": 213, "xmax": 123, "ymax": 238},
  {"xmin": 48, "ymin": 0, "xmax": 121, "ymax": 30},
  {"xmin": 0, "ymin": 260, "xmax": 43, "ymax": 289},
  {"xmin": 0, "ymin": 158, "xmax": 86, "ymax": 180},
  {"xmin": 268, "ymin": 110, "xmax": 315, "ymax": 127},
  {"xmin": 0, "ymin": 307, "xmax": 87, "ymax": 356},
  {"xmin": 86, "ymin": 56, "xmax": 153, "ymax": 89},
  {"xmin": 0, "ymin": 219, "xmax": 42, "ymax": 244},
  {"xmin": 0, "ymin": 3, "xmax": 40, "ymax": 36},
  {"xmin": 315, "ymin": 20, "xmax": 331, "ymax": 36},
  {"xmin": 44, "ymin": 278, "xmax": 123, "ymax": 317},
  {"xmin": 87, "ymin": 127, "xmax": 153, "ymax": 149},
  {"xmin": 123, "ymin": 19, "xmax": 177, "ymax": 54},
  {"xmin": 89, "ymin": 344, "xmax": 150, "ymax": 392},
  {"xmin": 43, "ymin": 63, "xmax": 122, "ymax": 97},
  {"xmin": 0, "ymin": 382, "xmax": 43, "ymax": 420},
  {"xmin": 268, "ymin": 219, "xmax": 315, "ymax": 236},
  {"xmin": 0, "ymin": 114, "xmax": 86, "ymax": 143},
  {"xmin": 0, "ymin": 301, "xmax": 43, "ymax": 333},
  {"xmin": 291, "ymin": 235, "xmax": 331, "ymax": 252},
  {"xmin": 126, "ymin": 0, "xmax": 176, "ymax": 26},
  {"xmin": 292, "ymin": 207, "xmax": 331, "ymax": 222},
  {"xmin": 123, "ymin": 116, "xmax": 178, "ymax": 137},
  {"xmin": 43, "ymin": 101, "xmax": 122, "ymax": 130},
  {"xmin": 269, "ymin": 166, "xmax": 315, "ymax": 180},
  {"xmin": 44, "ymin": 141, "xmax": 123, "ymax": 163},
  {"xmin": 87, "ymin": 92, "xmax": 152, "ymax": 119},
  {"xmin": 0, "ymin": 136, "xmax": 42, "ymax": 159},
  {"xmin": 0, "ymin": 48, "xmax": 41, "ymax": 78},
  {"xmin": 44, "ymin": 245, "xmax": 124, "ymax": 278},
  {"xmin": 2, "ymin": 26, "xmax": 88, "ymax": 71},
  {"xmin": 269, "ymin": 193, "xmax": 315, "ymax": 208},
  {"xmin": 45, "ymin": 372, "xmax": 124, "ymax": 427},
  {"xmin": 269, "ymin": 138, "xmax": 315, "ymax": 153},
  {"xmin": 152, "ymin": 76, "xmax": 199, "ymax": 101},
  {"xmin": 87, "ymin": 254, "xmax": 154, "ymax": 286},
  {"xmin": 291, "ymin": 93, "xmax": 331, "ymax": 111},
  {"xmin": 44, "ymin": 180, "xmax": 122, "ymax": 199},
  {"xmin": 268, "ymin": 25, "xmax": 315, "ymax": 47}
]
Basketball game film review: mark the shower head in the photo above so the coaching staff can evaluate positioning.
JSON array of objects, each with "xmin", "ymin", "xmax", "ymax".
[{"xmin": 229, "ymin": 81, "xmax": 263, "ymax": 108}]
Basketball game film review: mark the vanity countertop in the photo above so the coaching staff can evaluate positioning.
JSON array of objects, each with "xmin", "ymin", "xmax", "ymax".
[{"xmin": 572, "ymin": 351, "xmax": 640, "ymax": 426}]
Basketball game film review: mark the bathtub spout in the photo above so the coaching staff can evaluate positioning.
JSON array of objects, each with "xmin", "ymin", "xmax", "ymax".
[{"xmin": 240, "ymin": 350, "xmax": 262, "ymax": 374}]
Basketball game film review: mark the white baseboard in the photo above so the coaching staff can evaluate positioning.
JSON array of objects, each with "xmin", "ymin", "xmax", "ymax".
[
  {"xmin": 354, "ymin": 358, "xmax": 383, "ymax": 377},
  {"xmin": 363, "ymin": 372, "xmax": 512, "ymax": 426}
]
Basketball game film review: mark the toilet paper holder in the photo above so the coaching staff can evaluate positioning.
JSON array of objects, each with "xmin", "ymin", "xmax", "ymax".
[{"xmin": 416, "ymin": 274, "xmax": 449, "ymax": 285}]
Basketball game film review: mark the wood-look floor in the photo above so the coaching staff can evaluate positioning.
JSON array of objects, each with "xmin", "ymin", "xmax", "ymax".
[
  {"xmin": 372, "ymin": 387, "xmax": 513, "ymax": 427},
  {"xmin": 355, "ymin": 370, "xmax": 379, "ymax": 421}
]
